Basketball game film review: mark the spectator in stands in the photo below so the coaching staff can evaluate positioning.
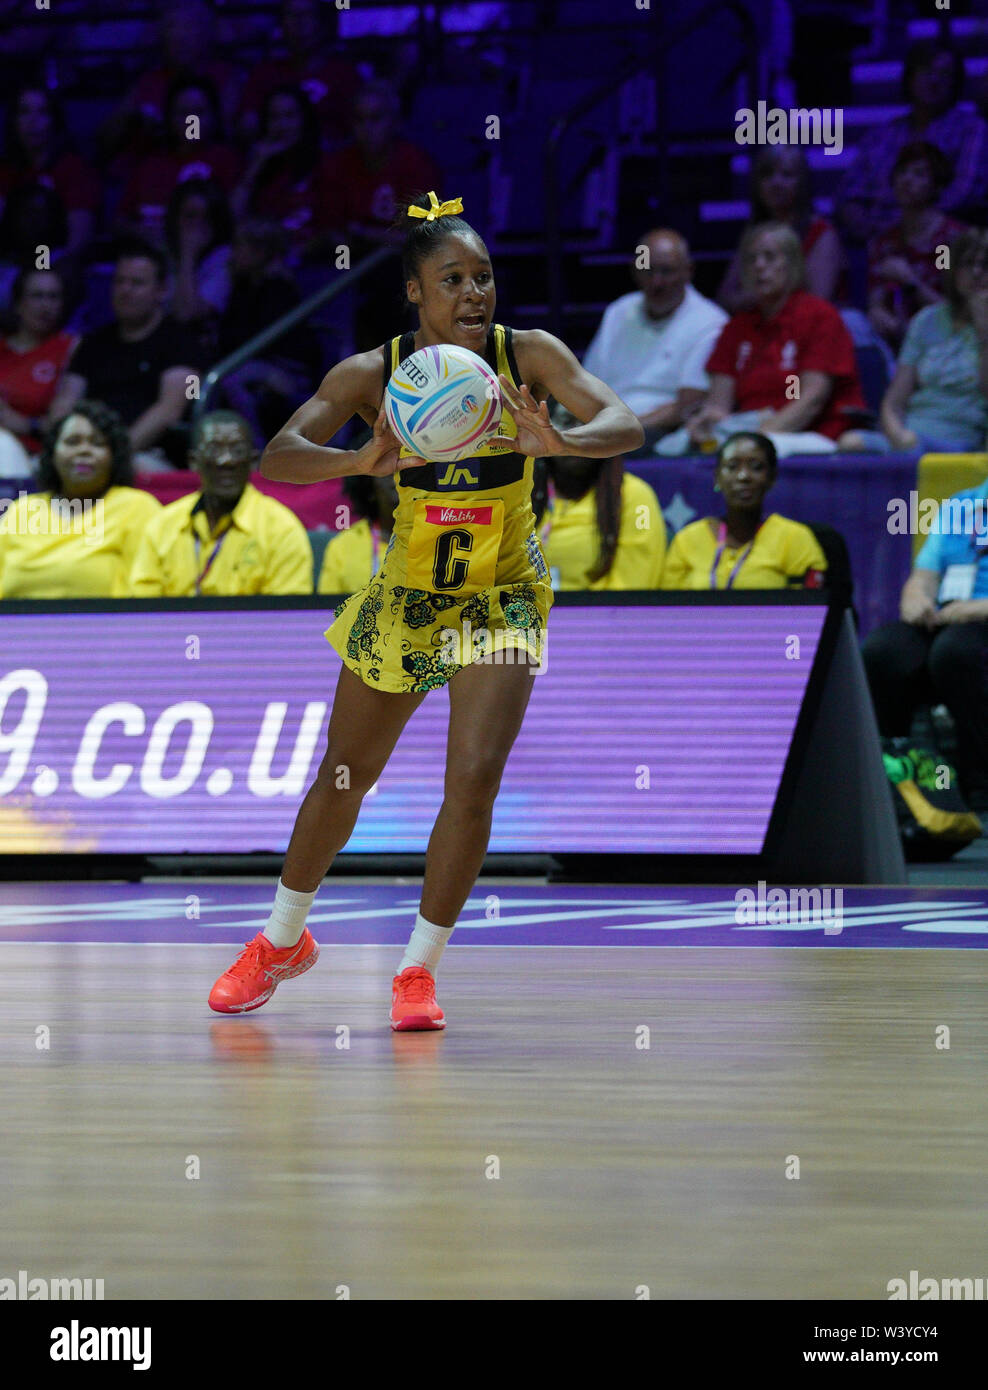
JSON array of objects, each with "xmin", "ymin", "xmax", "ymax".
[
  {"xmin": 581, "ymin": 229, "xmax": 727, "ymax": 449},
  {"xmin": 659, "ymin": 225, "xmax": 867, "ymax": 458},
  {"xmin": 837, "ymin": 38, "xmax": 988, "ymax": 242},
  {"xmin": 0, "ymin": 267, "xmax": 84, "ymax": 463},
  {"xmin": 0, "ymin": 84, "xmax": 100, "ymax": 263},
  {"xmin": 0, "ymin": 183, "xmax": 68, "ymax": 311},
  {"xmin": 867, "ymin": 142, "xmax": 965, "ymax": 349},
  {"xmin": 70, "ymin": 239, "xmax": 200, "ymax": 470},
  {"xmin": 232, "ymin": 87, "xmax": 329, "ymax": 259},
  {"xmin": 317, "ymin": 472, "xmax": 397, "ymax": 594},
  {"xmin": 661, "ymin": 432, "xmax": 827, "ymax": 590},
  {"xmin": 861, "ymin": 480, "xmax": 988, "ymax": 811},
  {"xmin": 100, "ymin": 0, "xmax": 238, "ymax": 166},
  {"xmin": 130, "ymin": 410, "xmax": 312, "ymax": 595},
  {"xmin": 240, "ymin": 0, "xmax": 360, "ymax": 148},
  {"xmin": 165, "ymin": 178, "xmax": 234, "ymax": 344},
  {"xmin": 316, "ymin": 80, "xmax": 441, "ymax": 351},
  {"xmin": 213, "ymin": 219, "xmax": 321, "ymax": 447},
  {"xmin": 0, "ymin": 400, "xmax": 161, "ymax": 599},
  {"xmin": 877, "ymin": 227, "xmax": 988, "ymax": 454},
  {"xmin": 117, "ymin": 76, "xmax": 240, "ymax": 246},
  {"xmin": 533, "ymin": 409, "xmax": 665, "ymax": 590},
  {"xmin": 718, "ymin": 147, "xmax": 844, "ymax": 311}
]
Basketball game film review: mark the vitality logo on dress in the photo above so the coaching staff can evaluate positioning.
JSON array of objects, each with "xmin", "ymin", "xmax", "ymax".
[{"xmin": 425, "ymin": 505, "xmax": 494, "ymax": 527}]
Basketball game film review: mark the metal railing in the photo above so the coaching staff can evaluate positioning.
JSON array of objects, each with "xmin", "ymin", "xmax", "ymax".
[
  {"xmin": 193, "ymin": 244, "xmax": 398, "ymax": 419},
  {"xmin": 543, "ymin": 0, "xmax": 759, "ymax": 339}
]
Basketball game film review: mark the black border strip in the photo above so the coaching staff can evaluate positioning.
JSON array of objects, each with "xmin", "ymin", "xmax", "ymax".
[{"xmin": 0, "ymin": 591, "xmax": 831, "ymax": 614}]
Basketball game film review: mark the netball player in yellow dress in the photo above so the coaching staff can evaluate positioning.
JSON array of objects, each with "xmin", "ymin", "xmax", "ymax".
[{"xmin": 208, "ymin": 192, "xmax": 644, "ymax": 1029}]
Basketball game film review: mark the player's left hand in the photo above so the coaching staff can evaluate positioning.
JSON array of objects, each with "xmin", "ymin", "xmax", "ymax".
[{"xmin": 491, "ymin": 375, "xmax": 569, "ymax": 457}]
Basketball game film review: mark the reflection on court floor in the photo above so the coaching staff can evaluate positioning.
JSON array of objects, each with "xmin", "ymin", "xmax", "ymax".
[{"xmin": 1, "ymin": 879, "xmax": 985, "ymax": 1299}]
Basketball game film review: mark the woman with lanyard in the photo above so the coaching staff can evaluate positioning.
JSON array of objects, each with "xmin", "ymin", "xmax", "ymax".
[
  {"xmin": 661, "ymin": 431, "xmax": 827, "ymax": 590},
  {"xmin": 317, "ymin": 472, "xmax": 397, "ymax": 594}
]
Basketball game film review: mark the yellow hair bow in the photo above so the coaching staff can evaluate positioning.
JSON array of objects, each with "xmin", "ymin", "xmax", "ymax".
[{"xmin": 408, "ymin": 191, "xmax": 464, "ymax": 222}]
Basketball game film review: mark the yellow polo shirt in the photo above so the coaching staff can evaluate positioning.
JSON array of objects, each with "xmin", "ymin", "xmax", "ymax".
[
  {"xmin": 0, "ymin": 486, "xmax": 162, "ymax": 599},
  {"xmin": 317, "ymin": 518, "xmax": 389, "ymax": 594},
  {"xmin": 541, "ymin": 472, "xmax": 666, "ymax": 590},
  {"xmin": 129, "ymin": 482, "xmax": 313, "ymax": 596},
  {"xmin": 661, "ymin": 513, "xmax": 827, "ymax": 589}
]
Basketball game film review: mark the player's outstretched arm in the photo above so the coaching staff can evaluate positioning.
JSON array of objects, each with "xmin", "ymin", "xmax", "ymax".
[
  {"xmin": 260, "ymin": 350, "xmax": 403, "ymax": 484},
  {"xmin": 499, "ymin": 328, "xmax": 645, "ymax": 459}
]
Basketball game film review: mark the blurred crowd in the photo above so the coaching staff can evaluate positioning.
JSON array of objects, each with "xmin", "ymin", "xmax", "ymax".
[
  {"xmin": 0, "ymin": 0, "xmax": 440, "ymax": 474},
  {"xmin": 2, "ymin": 16, "xmax": 988, "ymax": 804}
]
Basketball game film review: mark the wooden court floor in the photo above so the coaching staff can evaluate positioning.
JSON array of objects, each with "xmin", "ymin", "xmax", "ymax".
[{"xmin": 1, "ymin": 943, "xmax": 985, "ymax": 1300}]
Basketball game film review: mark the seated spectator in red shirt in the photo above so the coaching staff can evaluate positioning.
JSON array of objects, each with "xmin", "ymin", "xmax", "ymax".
[
  {"xmin": 232, "ymin": 87, "xmax": 330, "ymax": 261},
  {"xmin": 315, "ymin": 81, "xmax": 441, "ymax": 350},
  {"xmin": 117, "ymin": 77, "xmax": 240, "ymax": 246},
  {"xmin": 658, "ymin": 224, "xmax": 867, "ymax": 458},
  {"xmin": 165, "ymin": 177, "xmax": 233, "ymax": 349},
  {"xmin": 867, "ymin": 141, "xmax": 964, "ymax": 350},
  {"xmin": 0, "ymin": 267, "xmax": 84, "ymax": 462},
  {"xmin": 0, "ymin": 84, "xmax": 100, "ymax": 262},
  {"xmin": 718, "ymin": 146, "xmax": 845, "ymax": 311},
  {"xmin": 69, "ymin": 239, "xmax": 200, "ymax": 471},
  {"xmin": 239, "ymin": 0, "xmax": 360, "ymax": 148},
  {"xmin": 99, "ymin": 0, "xmax": 238, "ymax": 167}
]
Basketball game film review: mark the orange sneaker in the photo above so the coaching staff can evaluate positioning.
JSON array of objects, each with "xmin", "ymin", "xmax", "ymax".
[
  {"xmin": 208, "ymin": 930, "xmax": 319, "ymax": 1014},
  {"xmin": 390, "ymin": 965, "xmax": 446, "ymax": 1031}
]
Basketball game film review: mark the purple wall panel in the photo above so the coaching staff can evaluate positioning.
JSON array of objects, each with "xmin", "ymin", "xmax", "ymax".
[{"xmin": 0, "ymin": 604, "xmax": 824, "ymax": 855}]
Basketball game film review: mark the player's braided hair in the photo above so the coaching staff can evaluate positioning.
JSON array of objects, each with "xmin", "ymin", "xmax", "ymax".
[{"xmin": 587, "ymin": 456, "xmax": 624, "ymax": 583}]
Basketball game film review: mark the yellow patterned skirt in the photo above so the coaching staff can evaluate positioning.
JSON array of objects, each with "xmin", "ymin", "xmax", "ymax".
[{"xmin": 325, "ymin": 565, "xmax": 554, "ymax": 694}]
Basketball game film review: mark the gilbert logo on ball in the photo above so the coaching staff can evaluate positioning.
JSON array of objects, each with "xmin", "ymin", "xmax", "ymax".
[{"xmin": 385, "ymin": 344, "xmax": 502, "ymax": 462}]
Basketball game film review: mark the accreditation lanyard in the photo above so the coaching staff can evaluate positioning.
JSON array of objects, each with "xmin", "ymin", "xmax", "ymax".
[
  {"xmin": 709, "ymin": 521, "xmax": 762, "ymax": 590},
  {"xmin": 194, "ymin": 527, "xmax": 229, "ymax": 595}
]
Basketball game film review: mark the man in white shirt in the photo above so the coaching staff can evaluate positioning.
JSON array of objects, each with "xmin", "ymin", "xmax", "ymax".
[{"xmin": 582, "ymin": 229, "xmax": 728, "ymax": 448}]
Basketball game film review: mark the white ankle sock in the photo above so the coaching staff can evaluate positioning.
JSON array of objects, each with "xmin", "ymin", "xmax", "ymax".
[
  {"xmin": 398, "ymin": 912, "xmax": 454, "ymax": 977},
  {"xmin": 263, "ymin": 880, "xmax": 317, "ymax": 948}
]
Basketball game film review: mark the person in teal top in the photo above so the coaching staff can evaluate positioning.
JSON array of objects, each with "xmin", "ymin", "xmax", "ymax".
[
  {"xmin": 914, "ymin": 481, "xmax": 988, "ymax": 594},
  {"xmin": 861, "ymin": 479, "xmax": 988, "ymax": 810}
]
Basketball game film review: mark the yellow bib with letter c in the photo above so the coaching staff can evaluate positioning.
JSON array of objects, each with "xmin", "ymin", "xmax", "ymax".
[{"xmin": 404, "ymin": 498, "xmax": 506, "ymax": 595}]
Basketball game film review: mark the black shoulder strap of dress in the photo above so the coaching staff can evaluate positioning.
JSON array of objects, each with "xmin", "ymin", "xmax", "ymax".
[
  {"xmin": 503, "ymin": 325, "xmax": 521, "ymax": 386},
  {"xmin": 381, "ymin": 331, "xmax": 418, "ymax": 392}
]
